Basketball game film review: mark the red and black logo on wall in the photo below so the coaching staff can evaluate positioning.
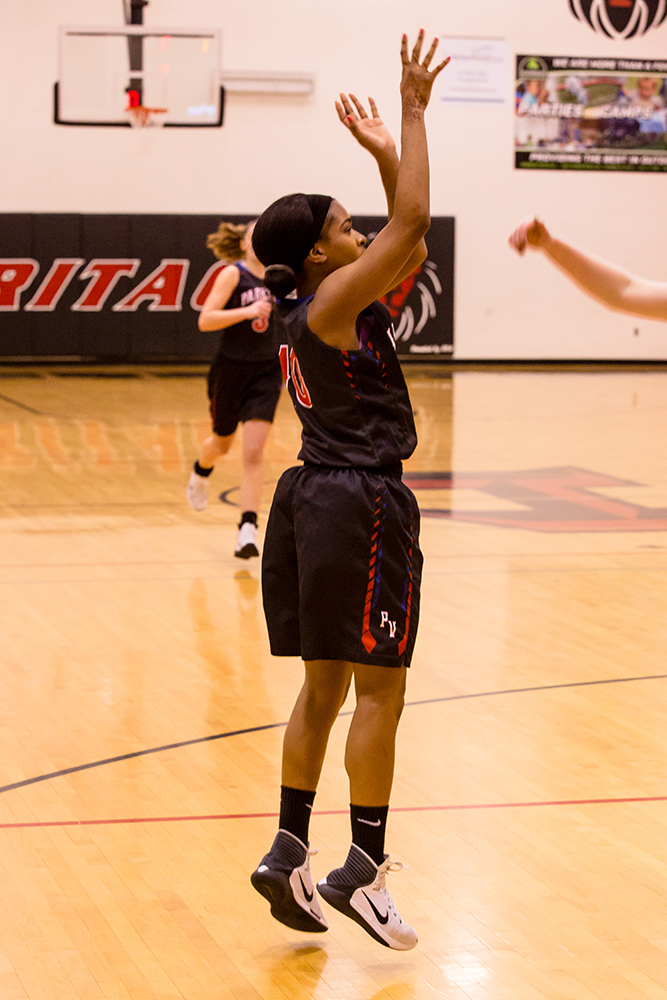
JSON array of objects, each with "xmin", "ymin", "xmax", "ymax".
[
  {"xmin": 0, "ymin": 214, "xmax": 454, "ymax": 363},
  {"xmin": 569, "ymin": 0, "xmax": 667, "ymax": 38}
]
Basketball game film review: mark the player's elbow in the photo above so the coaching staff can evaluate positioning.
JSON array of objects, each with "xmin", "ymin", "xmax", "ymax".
[
  {"xmin": 198, "ymin": 313, "xmax": 213, "ymax": 332},
  {"xmin": 408, "ymin": 212, "xmax": 430, "ymax": 242},
  {"xmin": 395, "ymin": 211, "xmax": 429, "ymax": 248},
  {"xmin": 413, "ymin": 239, "xmax": 428, "ymax": 267}
]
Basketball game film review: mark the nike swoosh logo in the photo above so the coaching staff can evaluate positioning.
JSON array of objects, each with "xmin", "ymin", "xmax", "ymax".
[
  {"xmin": 357, "ymin": 818, "xmax": 382, "ymax": 826},
  {"xmin": 298, "ymin": 872, "xmax": 314, "ymax": 902},
  {"xmin": 362, "ymin": 892, "xmax": 389, "ymax": 925}
]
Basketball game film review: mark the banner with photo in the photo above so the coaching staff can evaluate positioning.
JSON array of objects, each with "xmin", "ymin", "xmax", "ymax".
[{"xmin": 515, "ymin": 54, "xmax": 667, "ymax": 171}]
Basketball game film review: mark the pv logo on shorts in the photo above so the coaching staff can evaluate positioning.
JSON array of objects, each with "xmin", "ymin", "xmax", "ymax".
[
  {"xmin": 380, "ymin": 611, "xmax": 397, "ymax": 638},
  {"xmin": 569, "ymin": 0, "xmax": 667, "ymax": 38}
]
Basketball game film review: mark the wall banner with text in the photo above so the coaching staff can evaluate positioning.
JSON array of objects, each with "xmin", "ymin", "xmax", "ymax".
[
  {"xmin": 515, "ymin": 54, "xmax": 667, "ymax": 171},
  {"xmin": 0, "ymin": 214, "xmax": 454, "ymax": 363}
]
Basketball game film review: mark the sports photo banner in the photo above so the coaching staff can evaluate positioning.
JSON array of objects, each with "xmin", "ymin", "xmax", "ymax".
[
  {"xmin": 0, "ymin": 214, "xmax": 454, "ymax": 363},
  {"xmin": 515, "ymin": 54, "xmax": 667, "ymax": 171}
]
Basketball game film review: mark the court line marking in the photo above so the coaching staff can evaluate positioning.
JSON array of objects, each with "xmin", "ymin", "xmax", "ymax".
[
  {"xmin": 1, "ymin": 795, "xmax": 665, "ymax": 830},
  {"xmin": 0, "ymin": 673, "xmax": 664, "ymax": 796},
  {"xmin": 0, "ymin": 392, "xmax": 46, "ymax": 415}
]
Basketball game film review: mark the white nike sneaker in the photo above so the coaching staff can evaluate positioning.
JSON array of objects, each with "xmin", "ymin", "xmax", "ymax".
[
  {"xmin": 235, "ymin": 521, "xmax": 259, "ymax": 559},
  {"xmin": 186, "ymin": 469, "xmax": 209, "ymax": 511},
  {"xmin": 251, "ymin": 829, "xmax": 329, "ymax": 933},
  {"xmin": 317, "ymin": 844, "xmax": 417, "ymax": 950}
]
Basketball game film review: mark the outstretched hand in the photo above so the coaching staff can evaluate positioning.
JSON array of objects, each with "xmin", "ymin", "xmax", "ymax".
[
  {"xmin": 508, "ymin": 217, "xmax": 553, "ymax": 256},
  {"xmin": 400, "ymin": 30, "xmax": 450, "ymax": 111},
  {"xmin": 335, "ymin": 93, "xmax": 396, "ymax": 157}
]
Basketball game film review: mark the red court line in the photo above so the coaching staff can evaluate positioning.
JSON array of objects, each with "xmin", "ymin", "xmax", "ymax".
[{"xmin": 1, "ymin": 795, "xmax": 665, "ymax": 830}]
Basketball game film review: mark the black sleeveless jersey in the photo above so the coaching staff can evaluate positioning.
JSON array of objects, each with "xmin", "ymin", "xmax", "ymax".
[
  {"xmin": 275, "ymin": 296, "xmax": 417, "ymax": 467},
  {"xmin": 213, "ymin": 264, "xmax": 279, "ymax": 363}
]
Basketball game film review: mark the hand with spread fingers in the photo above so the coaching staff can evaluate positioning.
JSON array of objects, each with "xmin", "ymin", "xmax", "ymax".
[
  {"xmin": 400, "ymin": 29, "xmax": 450, "ymax": 111},
  {"xmin": 335, "ymin": 94, "xmax": 396, "ymax": 158}
]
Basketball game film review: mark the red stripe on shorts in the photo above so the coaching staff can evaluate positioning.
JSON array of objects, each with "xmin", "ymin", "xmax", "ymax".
[
  {"xmin": 361, "ymin": 492, "xmax": 383, "ymax": 653},
  {"xmin": 397, "ymin": 521, "xmax": 414, "ymax": 656}
]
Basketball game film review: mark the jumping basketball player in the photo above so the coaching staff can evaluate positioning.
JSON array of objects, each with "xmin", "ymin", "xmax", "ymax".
[
  {"xmin": 186, "ymin": 221, "xmax": 282, "ymax": 558},
  {"xmin": 249, "ymin": 32, "xmax": 449, "ymax": 950},
  {"xmin": 509, "ymin": 216, "xmax": 667, "ymax": 321}
]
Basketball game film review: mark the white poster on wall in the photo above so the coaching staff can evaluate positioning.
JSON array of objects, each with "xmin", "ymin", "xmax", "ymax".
[{"xmin": 440, "ymin": 37, "xmax": 509, "ymax": 104}]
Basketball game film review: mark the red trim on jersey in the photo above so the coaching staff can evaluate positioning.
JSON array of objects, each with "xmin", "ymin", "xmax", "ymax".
[{"xmin": 278, "ymin": 344, "xmax": 290, "ymax": 384}]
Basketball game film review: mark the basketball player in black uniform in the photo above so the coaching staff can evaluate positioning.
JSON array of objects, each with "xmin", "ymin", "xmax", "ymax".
[
  {"xmin": 186, "ymin": 221, "xmax": 282, "ymax": 558},
  {"xmin": 249, "ymin": 32, "xmax": 449, "ymax": 950}
]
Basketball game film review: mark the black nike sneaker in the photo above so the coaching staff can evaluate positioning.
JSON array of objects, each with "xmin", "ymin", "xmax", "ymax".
[
  {"xmin": 251, "ymin": 829, "xmax": 328, "ymax": 933},
  {"xmin": 317, "ymin": 844, "xmax": 418, "ymax": 950}
]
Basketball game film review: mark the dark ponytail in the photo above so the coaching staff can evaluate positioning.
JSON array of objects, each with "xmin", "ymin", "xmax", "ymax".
[{"xmin": 263, "ymin": 264, "xmax": 298, "ymax": 299}]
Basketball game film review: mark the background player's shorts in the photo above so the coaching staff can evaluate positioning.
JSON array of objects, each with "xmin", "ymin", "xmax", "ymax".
[
  {"xmin": 208, "ymin": 357, "xmax": 283, "ymax": 437},
  {"xmin": 262, "ymin": 464, "xmax": 423, "ymax": 669}
]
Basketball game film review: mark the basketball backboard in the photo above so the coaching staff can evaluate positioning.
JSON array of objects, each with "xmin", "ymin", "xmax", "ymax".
[{"xmin": 54, "ymin": 25, "xmax": 224, "ymax": 127}]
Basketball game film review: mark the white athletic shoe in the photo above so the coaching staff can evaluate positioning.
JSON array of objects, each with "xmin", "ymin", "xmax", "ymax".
[
  {"xmin": 186, "ymin": 469, "xmax": 209, "ymax": 511},
  {"xmin": 235, "ymin": 521, "xmax": 259, "ymax": 559},
  {"xmin": 317, "ymin": 845, "xmax": 418, "ymax": 950},
  {"xmin": 251, "ymin": 830, "xmax": 329, "ymax": 933}
]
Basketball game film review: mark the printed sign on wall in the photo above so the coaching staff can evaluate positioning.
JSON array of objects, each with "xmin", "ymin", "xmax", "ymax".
[
  {"xmin": 440, "ymin": 37, "xmax": 509, "ymax": 104},
  {"xmin": 0, "ymin": 214, "xmax": 455, "ymax": 363},
  {"xmin": 515, "ymin": 54, "xmax": 667, "ymax": 171}
]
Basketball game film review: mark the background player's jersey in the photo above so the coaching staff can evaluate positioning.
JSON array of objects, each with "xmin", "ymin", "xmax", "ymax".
[
  {"xmin": 213, "ymin": 264, "xmax": 279, "ymax": 363},
  {"xmin": 276, "ymin": 297, "xmax": 417, "ymax": 467}
]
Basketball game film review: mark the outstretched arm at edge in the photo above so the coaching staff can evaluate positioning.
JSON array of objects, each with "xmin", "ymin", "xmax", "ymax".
[{"xmin": 509, "ymin": 217, "xmax": 667, "ymax": 323}]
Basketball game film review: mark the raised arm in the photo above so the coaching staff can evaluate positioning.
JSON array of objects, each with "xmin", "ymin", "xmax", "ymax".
[
  {"xmin": 334, "ymin": 93, "xmax": 427, "ymax": 291},
  {"xmin": 509, "ymin": 217, "xmax": 667, "ymax": 323},
  {"xmin": 309, "ymin": 32, "xmax": 449, "ymax": 341}
]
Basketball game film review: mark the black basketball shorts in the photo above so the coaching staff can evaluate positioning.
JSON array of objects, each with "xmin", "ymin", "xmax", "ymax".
[
  {"xmin": 207, "ymin": 357, "xmax": 283, "ymax": 437},
  {"xmin": 262, "ymin": 464, "xmax": 423, "ymax": 668}
]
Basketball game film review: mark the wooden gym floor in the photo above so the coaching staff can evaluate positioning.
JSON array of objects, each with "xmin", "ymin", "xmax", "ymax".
[{"xmin": 0, "ymin": 364, "xmax": 665, "ymax": 1000}]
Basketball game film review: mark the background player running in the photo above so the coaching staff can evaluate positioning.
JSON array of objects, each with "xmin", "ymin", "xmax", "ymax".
[
  {"xmin": 249, "ymin": 31, "xmax": 449, "ymax": 951},
  {"xmin": 186, "ymin": 221, "xmax": 282, "ymax": 558},
  {"xmin": 509, "ymin": 216, "xmax": 667, "ymax": 322}
]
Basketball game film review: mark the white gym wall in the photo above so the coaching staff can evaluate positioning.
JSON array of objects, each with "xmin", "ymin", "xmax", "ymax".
[{"xmin": 3, "ymin": 0, "xmax": 667, "ymax": 359}]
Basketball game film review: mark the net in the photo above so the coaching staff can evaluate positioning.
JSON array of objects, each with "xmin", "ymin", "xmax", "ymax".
[{"xmin": 125, "ymin": 105, "xmax": 168, "ymax": 128}]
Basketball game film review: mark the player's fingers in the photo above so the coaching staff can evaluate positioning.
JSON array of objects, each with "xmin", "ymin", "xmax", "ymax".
[
  {"xmin": 421, "ymin": 36, "xmax": 439, "ymax": 69},
  {"xmin": 400, "ymin": 33, "xmax": 409, "ymax": 63},
  {"xmin": 411, "ymin": 29, "xmax": 424, "ymax": 62},
  {"xmin": 368, "ymin": 96, "xmax": 379, "ymax": 118},
  {"xmin": 349, "ymin": 93, "xmax": 367, "ymax": 118},
  {"xmin": 431, "ymin": 55, "xmax": 451, "ymax": 77},
  {"xmin": 338, "ymin": 93, "xmax": 354, "ymax": 116},
  {"xmin": 509, "ymin": 225, "xmax": 530, "ymax": 252}
]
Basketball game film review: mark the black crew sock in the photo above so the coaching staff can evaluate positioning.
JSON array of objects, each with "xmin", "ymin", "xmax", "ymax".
[
  {"xmin": 350, "ymin": 804, "xmax": 389, "ymax": 865},
  {"xmin": 193, "ymin": 460, "xmax": 213, "ymax": 477},
  {"xmin": 279, "ymin": 785, "xmax": 316, "ymax": 846},
  {"xmin": 239, "ymin": 510, "xmax": 258, "ymax": 527}
]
